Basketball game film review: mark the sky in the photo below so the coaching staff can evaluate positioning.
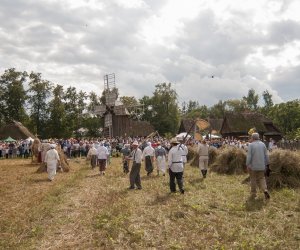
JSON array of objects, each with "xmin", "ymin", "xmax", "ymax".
[{"xmin": 1, "ymin": 0, "xmax": 300, "ymax": 107}]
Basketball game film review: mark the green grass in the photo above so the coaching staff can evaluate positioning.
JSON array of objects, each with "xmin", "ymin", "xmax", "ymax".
[{"xmin": 1, "ymin": 157, "xmax": 300, "ymax": 249}]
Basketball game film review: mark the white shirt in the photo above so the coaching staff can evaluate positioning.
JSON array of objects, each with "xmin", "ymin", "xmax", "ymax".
[
  {"xmin": 168, "ymin": 145, "xmax": 184, "ymax": 172},
  {"xmin": 178, "ymin": 144, "xmax": 188, "ymax": 163},
  {"xmin": 142, "ymin": 145, "xmax": 155, "ymax": 158},
  {"xmin": 87, "ymin": 147, "xmax": 97, "ymax": 156},
  {"xmin": 198, "ymin": 143, "xmax": 209, "ymax": 157},
  {"xmin": 97, "ymin": 145, "xmax": 109, "ymax": 159},
  {"xmin": 45, "ymin": 149, "xmax": 60, "ymax": 163},
  {"xmin": 131, "ymin": 148, "xmax": 142, "ymax": 163}
]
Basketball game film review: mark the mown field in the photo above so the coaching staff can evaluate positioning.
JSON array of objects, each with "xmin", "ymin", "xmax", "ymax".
[{"xmin": 0, "ymin": 156, "xmax": 300, "ymax": 250}]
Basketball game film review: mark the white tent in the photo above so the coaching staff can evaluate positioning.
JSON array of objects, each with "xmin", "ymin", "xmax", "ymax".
[{"xmin": 176, "ymin": 132, "xmax": 191, "ymax": 140}]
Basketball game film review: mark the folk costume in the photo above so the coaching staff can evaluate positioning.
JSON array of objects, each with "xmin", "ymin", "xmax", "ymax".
[
  {"xmin": 142, "ymin": 142, "xmax": 155, "ymax": 176},
  {"xmin": 87, "ymin": 144, "xmax": 97, "ymax": 169},
  {"xmin": 45, "ymin": 145, "xmax": 60, "ymax": 181},
  {"xmin": 129, "ymin": 141, "xmax": 142, "ymax": 189},
  {"xmin": 97, "ymin": 143, "xmax": 109, "ymax": 175},
  {"xmin": 198, "ymin": 141, "xmax": 209, "ymax": 178},
  {"xmin": 168, "ymin": 138, "xmax": 185, "ymax": 194},
  {"xmin": 120, "ymin": 144, "xmax": 131, "ymax": 173},
  {"xmin": 155, "ymin": 143, "xmax": 167, "ymax": 176}
]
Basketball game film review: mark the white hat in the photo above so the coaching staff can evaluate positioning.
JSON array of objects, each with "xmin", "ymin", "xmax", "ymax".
[
  {"xmin": 170, "ymin": 138, "xmax": 180, "ymax": 144},
  {"xmin": 132, "ymin": 141, "xmax": 139, "ymax": 146},
  {"xmin": 50, "ymin": 144, "xmax": 56, "ymax": 149}
]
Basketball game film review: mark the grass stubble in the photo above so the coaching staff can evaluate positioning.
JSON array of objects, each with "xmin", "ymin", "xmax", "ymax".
[{"xmin": 0, "ymin": 154, "xmax": 299, "ymax": 250}]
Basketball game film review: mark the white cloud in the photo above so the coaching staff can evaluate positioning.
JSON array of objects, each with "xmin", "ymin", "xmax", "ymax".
[{"xmin": 0, "ymin": 0, "xmax": 299, "ymax": 107}]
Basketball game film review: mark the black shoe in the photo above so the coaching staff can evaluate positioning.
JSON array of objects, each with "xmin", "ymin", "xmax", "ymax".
[
  {"xmin": 180, "ymin": 190, "xmax": 185, "ymax": 194},
  {"xmin": 137, "ymin": 187, "xmax": 142, "ymax": 190},
  {"xmin": 264, "ymin": 191, "xmax": 270, "ymax": 200},
  {"xmin": 128, "ymin": 186, "xmax": 135, "ymax": 190}
]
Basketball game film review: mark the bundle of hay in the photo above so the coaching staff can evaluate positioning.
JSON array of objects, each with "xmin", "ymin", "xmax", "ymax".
[
  {"xmin": 211, "ymin": 146, "xmax": 247, "ymax": 174},
  {"xmin": 267, "ymin": 149, "xmax": 300, "ymax": 189},
  {"xmin": 187, "ymin": 145, "xmax": 197, "ymax": 162}
]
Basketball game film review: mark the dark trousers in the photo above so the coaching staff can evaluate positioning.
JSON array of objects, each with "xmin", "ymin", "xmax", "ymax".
[
  {"xmin": 169, "ymin": 169, "xmax": 184, "ymax": 192},
  {"xmin": 130, "ymin": 162, "xmax": 142, "ymax": 188},
  {"xmin": 145, "ymin": 156, "xmax": 153, "ymax": 173},
  {"xmin": 123, "ymin": 160, "xmax": 129, "ymax": 173}
]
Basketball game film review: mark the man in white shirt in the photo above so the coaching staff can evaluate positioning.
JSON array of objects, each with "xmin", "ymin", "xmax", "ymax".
[
  {"xmin": 129, "ymin": 141, "xmax": 142, "ymax": 189},
  {"xmin": 45, "ymin": 144, "xmax": 60, "ymax": 181},
  {"xmin": 142, "ymin": 141, "xmax": 155, "ymax": 176},
  {"xmin": 198, "ymin": 140, "xmax": 209, "ymax": 178},
  {"xmin": 97, "ymin": 142, "xmax": 109, "ymax": 175},
  {"xmin": 168, "ymin": 138, "xmax": 184, "ymax": 194}
]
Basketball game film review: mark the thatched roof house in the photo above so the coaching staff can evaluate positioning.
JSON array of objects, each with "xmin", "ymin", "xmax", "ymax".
[
  {"xmin": 220, "ymin": 112, "xmax": 282, "ymax": 140},
  {"xmin": 0, "ymin": 121, "xmax": 35, "ymax": 140},
  {"xmin": 178, "ymin": 118, "xmax": 223, "ymax": 134}
]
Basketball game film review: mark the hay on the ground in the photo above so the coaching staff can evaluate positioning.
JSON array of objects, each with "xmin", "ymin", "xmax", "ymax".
[
  {"xmin": 211, "ymin": 146, "xmax": 247, "ymax": 174},
  {"xmin": 267, "ymin": 149, "xmax": 300, "ymax": 189},
  {"xmin": 187, "ymin": 145, "xmax": 197, "ymax": 162}
]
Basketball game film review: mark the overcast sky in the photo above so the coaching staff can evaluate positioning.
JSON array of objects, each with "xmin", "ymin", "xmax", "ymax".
[{"xmin": 1, "ymin": 0, "xmax": 300, "ymax": 106}]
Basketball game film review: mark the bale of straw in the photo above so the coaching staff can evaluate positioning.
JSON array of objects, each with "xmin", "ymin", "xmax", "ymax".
[
  {"xmin": 187, "ymin": 146, "xmax": 197, "ymax": 162},
  {"xmin": 267, "ymin": 149, "xmax": 300, "ymax": 189},
  {"xmin": 211, "ymin": 146, "xmax": 247, "ymax": 174}
]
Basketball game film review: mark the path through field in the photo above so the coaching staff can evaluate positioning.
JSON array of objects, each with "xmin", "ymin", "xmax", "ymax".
[{"xmin": 1, "ymin": 157, "xmax": 300, "ymax": 249}]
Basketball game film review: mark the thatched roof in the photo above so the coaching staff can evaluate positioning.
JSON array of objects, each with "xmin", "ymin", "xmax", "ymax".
[
  {"xmin": 220, "ymin": 112, "xmax": 281, "ymax": 136},
  {"xmin": 0, "ymin": 121, "xmax": 35, "ymax": 140},
  {"xmin": 179, "ymin": 118, "xmax": 223, "ymax": 134},
  {"xmin": 178, "ymin": 119, "xmax": 195, "ymax": 133}
]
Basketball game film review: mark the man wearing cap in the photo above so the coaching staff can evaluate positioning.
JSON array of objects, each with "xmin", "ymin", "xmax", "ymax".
[
  {"xmin": 168, "ymin": 138, "xmax": 185, "ymax": 194},
  {"xmin": 128, "ymin": 141, "xmax": 142, "ymax": 189},
  {"xmin": 44, "ymin": 144, "xmax": 60, "ymax": 181},
  {"xmin": 246, "ymin": 133, "xmax": 270, "ymax": 200},
  {"xmin": 142, "ymin": 141, "xmax": 155, "ymax": 176}
]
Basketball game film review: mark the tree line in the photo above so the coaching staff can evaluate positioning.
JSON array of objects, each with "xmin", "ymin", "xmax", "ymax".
[{"xmin": 0, "ymin": 68, "xmax": 299, "ymax": 139}]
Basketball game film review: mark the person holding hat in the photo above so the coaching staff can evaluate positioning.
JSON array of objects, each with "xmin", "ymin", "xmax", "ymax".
[
  {"xmin": 128, "ymin": 141, "xmax": 142, "ymax": 190},
  {"xmin": 44, "ymin": 144, "xmax": 60, "ymax": 181},
  {"xmin": 246, "ymin": 133, "xmax": 270, "ymax": 200},
  {"xmin": 168, "ymin": 138, "xmax": 185, "ymax": 194}
]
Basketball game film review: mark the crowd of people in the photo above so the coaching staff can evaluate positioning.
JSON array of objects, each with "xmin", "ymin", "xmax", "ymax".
[{"xmin": 1, "ymin": 133, "xmax": 285, "ymax": 200}]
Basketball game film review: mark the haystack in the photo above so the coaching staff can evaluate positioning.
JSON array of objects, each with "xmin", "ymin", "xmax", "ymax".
[
  {"xmin": 211, "ymin": 146, "xmax": 247, "ymax": 174},
  {"xmin": 267, "ymin": 149, "xmax": 300, "ymax": 189},
  {"xmin": 31, "ymin": 138, "xmax": 41, "ymax": 164},
  {"xmin": 36, "ymin": 146, "xmax": 69, "ymax": 173}
]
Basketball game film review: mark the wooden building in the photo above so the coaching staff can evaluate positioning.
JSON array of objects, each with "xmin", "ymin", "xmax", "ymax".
[
  {"xmin": 220, "ymin": 112, "xmax": 282, "ymax": 140},
  {"xmin": 178, "ymin": 118, "xmax": 223, "ymax": 135},
  {"xmin": 0, "ymin": 121, "xmax": 35, "ymax": 140}
]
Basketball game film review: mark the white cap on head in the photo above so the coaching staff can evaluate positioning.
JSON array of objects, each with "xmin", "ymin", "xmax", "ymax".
[{"xmin": 132, "ymin": 141, "xmax": 139, "ymax": 146}]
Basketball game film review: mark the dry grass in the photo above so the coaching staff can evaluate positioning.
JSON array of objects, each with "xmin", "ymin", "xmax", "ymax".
[
  {"xmin": 1, "ymin": 155, "xmax": 300, "ymax": 249},
  {"xmin": 268, "ymin": 149, "xmax": 300, "ymax": 189}
]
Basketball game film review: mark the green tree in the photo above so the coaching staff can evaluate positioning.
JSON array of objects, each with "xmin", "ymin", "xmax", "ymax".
[
  {"xmin": 87, "ymin": 91, "xmax": 101, "ymax": 112},
  {"xmin": 209, "ymin": 100, "xmax": 227, "ymax": 118},
  {"xmin": 225, "ymin": 99, "xmax": 247, "ymax": 113},
  {"xmin": 243, "ymin": 88, "xmax": 259, "ymax": 110},
  {"xmin": 185, "ymin": 105, "xmax": 209, "ymax": 119},
  {"xmin": 63, "ymin": 86, "xmax": 78, "ymax": 135},
  {"xmin": 150, "ymin": 83, "xmax": 180, "ymax": 135},
  {"xmin": 0, "ymin": 68, "xmax": 28, "ymax": 123},
  {"xmin": 27, "ymin": 72, "xmax": 53, "ymax": 137},
  {"xmin": 268, "ymin": 100, "xmax": 300, "ymax": 138},
  {"xmin": 48, "ymin": 85, "xmax": 69, "ymax": 138}
]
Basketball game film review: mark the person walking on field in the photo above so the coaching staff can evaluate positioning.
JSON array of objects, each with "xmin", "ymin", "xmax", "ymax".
[
  {"xmin": 87, "ymin": 144, "xmax": 97, "ymax": 169},
  {"xmin": 155, "ymin": 142, "xmax": 167, "ymax": 176},
  {"xmin": 120, "ymin": 144, "xmax": 131, "ymax": 174},
  {"xmin": 198, "ymin": 139, "xmax": 209, "ymax": 178},
  {"xmin": 97, "ymin": 142, "xmax": 109, "ymax": 175},
  {"xmin": 128, "ymin": 141, "xmax": 142, "ymax": 190},
  {"xmin": 168, "ymin": 138, "xmax": 185, "ymax": 194},
  {"xmin": 45, "ymin": 144, "xmax": 60, "ymax": 181},
  {"xmin": 246, "ymin": 133, "xmax": 270, "ymax": 200},
  {"xmin": 142, "ymin": 142, "xmax": 155, "ymax": 176}
]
